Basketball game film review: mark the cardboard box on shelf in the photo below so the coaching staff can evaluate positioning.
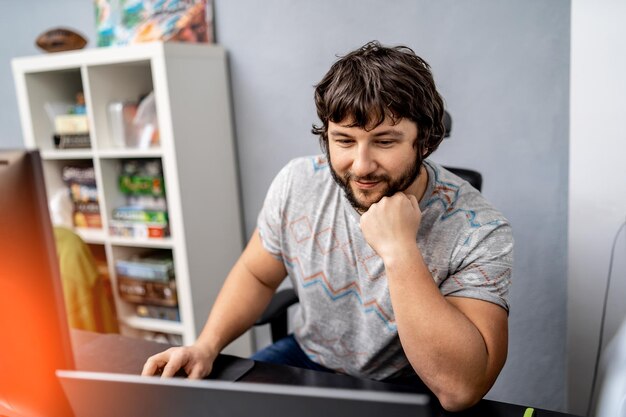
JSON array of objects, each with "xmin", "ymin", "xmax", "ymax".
[{"xmin": 117, "ymin": 275, "xmax": 177, "ymax": 306}]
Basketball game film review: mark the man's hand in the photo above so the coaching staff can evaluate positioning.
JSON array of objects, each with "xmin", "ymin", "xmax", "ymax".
[
  {"xmin": 360, "ymin": 192, "xmax": 421, "ymax": 259},
  {"xmin": 141, "ymin": 344, "xmax": 216, "ymax": 379},
  {"xmin": 142, "ymin": 229, "xmax": 287, "ymax": 381}
]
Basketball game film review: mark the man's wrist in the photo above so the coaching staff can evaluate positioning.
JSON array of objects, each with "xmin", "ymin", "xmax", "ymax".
[
  {"xmin": 194, "ymin": 338, "xmax": 220, "ymax": 361},
  {"xmin": 382, "ymin": 243, "xmax": 427, "ymax": 278},
  {"xmin": 379, "ymin": 241, "xmax": 421, "ymax": 267}
]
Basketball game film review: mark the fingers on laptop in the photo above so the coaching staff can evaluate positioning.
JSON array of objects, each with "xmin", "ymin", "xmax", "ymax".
[
  {"xmin": 186, "ymin": 366, "xmax": 207, "ymax": 379},
  {"xmin": 141, "ymin": 347, "xmax": 212, "ymax": 379},
  {"xmin": 141, "ymin": 348, "xmax": 178, "ymax": 377},
  {"xmin": 161, "ymin": 349, "xmax": 188, "ymax": 378}
]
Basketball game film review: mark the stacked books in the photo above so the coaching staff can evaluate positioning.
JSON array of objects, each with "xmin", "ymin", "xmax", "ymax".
[
  {"xmin": 115, "ymin": 255, "xmax": 179, "ymax": 321},
  {"xmin": 52, "ymin": 92, "xmax": 91, "ymax": 149},
  {"xmin": 115, "ymin": 256, "xmax": 174, "ymax": 282},
  {"xmin": 110, "ymin": 206, "xmax": 169, "ymax": 239},
  {"xmin": 62, "ymin": 165, "xmax": 102, "ymax": 228},
  {"xmin": 109, "ymin": 159, "xmax": 169, "ymax": 238}
]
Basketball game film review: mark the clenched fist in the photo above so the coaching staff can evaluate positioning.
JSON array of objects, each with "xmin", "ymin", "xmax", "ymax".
[{"xmin": 360, "ymin": 192, "xmax": 421, "ymax": 260}]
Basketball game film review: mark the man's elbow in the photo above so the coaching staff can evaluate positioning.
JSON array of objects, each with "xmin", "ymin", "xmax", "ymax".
[
  {"xmin": 433, "ymin": 351, "xmax": 506, "ymax": 411},
  {"xmin": 434, "ymin": 384, "xmax": 485, "ymax": 412}
]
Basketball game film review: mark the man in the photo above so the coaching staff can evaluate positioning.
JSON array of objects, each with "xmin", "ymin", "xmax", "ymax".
[{"xmin": 142, "ymin": 41, "xmax": 513, "ymax": 412}]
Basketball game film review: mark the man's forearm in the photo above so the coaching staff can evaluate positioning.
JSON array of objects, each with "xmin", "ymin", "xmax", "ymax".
[
  {"xmin": 384, "ymin": 245, "xmax": 494, "ymax": 410},
  {"xmin": 194, "ymin": 257, "xmax": 279, "ymax": 359}
]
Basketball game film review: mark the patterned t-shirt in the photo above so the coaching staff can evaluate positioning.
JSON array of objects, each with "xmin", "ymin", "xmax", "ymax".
[{"xmin": 257, "ymin": 155, "xmax": 513, "ymax": 380}]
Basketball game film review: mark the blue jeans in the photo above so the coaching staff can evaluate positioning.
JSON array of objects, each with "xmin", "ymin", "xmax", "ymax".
[
  {"xmin": 250, "ymin": 334, "xmax": 428, "ymax": 390},
  {"xmin": 250, "ymin": 334, "xmax": 334, "ymax": 373}
]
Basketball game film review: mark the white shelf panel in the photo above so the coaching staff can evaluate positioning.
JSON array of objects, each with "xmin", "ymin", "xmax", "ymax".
[
  {"xmin": 109, "ymin": 235, "xmax": 174, "ymax": 249},
  {"xmin": 122, "ymin": 316, "xmax": 183, "ymax": 334},
  {"xmin": 41, "ymin": 149, "xmax": 94, "ymax": 160},
  {"xmin": 12, "ymin": 42, "xmax": 225, "ymax": 74},
  {"xmin": 98, "ymin": 148, "xmax": 163, "ymax": 159},
  {"xmin": 75, "ymin": 228, "xmax": 107, "ymax": 244}
]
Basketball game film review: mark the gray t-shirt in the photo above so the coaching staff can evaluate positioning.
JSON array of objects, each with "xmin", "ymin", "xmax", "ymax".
[{"xmin": 257, "ymin": 155, "xmax": 513, "ymax": 380}]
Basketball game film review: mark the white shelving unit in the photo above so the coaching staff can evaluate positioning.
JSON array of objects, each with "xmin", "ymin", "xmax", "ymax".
[{"xmin": 12, "ymin": 42, "xmax": 251, "ymax": 356}]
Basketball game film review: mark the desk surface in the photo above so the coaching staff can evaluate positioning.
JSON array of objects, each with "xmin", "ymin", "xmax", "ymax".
[{"xmin": 71, "ymin": 331, "xmax": 580, "ymax": 417}]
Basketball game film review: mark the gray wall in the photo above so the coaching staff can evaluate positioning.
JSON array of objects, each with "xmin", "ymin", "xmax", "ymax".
[
  {"xmin": 0, "ymin": 0, "xmax": 571, "ymax": 412},
  {"xmin": 0, "ymin": 0, "xmax": 96, "ymax": 149}
]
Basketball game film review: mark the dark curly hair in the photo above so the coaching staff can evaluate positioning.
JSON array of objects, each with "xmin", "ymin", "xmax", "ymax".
[{"xmin": 312, "ymin": 41, "xmax": 446, "ymax": 160}]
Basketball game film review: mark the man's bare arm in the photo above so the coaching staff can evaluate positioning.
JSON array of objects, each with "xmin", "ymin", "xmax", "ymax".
[
  {"xmin": 360, "ymin": 193, "xmax": 508, "ymax": 411},
  {"xmin": 384, "ymin": 244, "xmax": 508, "ymax": 411},
  {"xmin": 142, "ymin": 229, "xmax": 287, "ymax": 378}
]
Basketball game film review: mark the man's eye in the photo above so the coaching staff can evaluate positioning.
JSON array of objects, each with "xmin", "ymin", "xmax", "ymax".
[
  {"xmin": 377, "ymin": 140, "xmax": 395, "ymax": 147},
  {"xmin": 335, "ymin": 139, "xmax": 354, "ymax": 146}
]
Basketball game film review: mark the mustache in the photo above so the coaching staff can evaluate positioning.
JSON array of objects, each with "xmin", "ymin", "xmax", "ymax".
[{"xmin": 344, "ymin": 172, "xmax": 391, "ymax": 183}]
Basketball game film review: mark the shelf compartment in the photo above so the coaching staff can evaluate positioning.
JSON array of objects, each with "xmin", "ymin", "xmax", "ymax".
[
  {"xmin": 110, "ymin": 246, "xmax": 179, "ymax": 329},
  {"xmin": 86, "ymin": 60, "xmax": 160, "ymax": 151},
  {"xmin": 21, "ymin": 68, "xmax": 89, "ymax": 152},
  {"xmin": 42, "ymin": 158, "xmax": 103, "ymax": 231},
  {"xmin": 100, "ymin": 157, "xmax": 170, "ymax": 241}
]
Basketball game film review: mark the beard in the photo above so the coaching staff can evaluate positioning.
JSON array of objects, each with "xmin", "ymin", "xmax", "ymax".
[{"xmin": 328, "ymin": 155, "xmax": 421, "ymax": 212}]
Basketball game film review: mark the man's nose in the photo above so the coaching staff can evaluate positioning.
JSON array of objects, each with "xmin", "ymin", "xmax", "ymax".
[{"xmin": 351, "ymin": 146, "xmax": 377, "ymax": 177}]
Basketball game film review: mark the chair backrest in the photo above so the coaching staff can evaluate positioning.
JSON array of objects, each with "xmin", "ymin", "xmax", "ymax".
[
  {"xmin": 441, "ymin": 110, "xmax": 483, "ymax": 192},
  {"xmin": 443, "ymin": 166, "xmax": 483, "ymax": 192},
  {"xmin": 443, "ymin": 110, "xmax": 452, "ymax": 138}
]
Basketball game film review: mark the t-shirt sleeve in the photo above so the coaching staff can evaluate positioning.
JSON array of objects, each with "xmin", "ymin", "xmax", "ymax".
[
  {"xmin": 256, "ymin": 161, "xmax": 294, "ymax": 261},
  {"xmin": 440, "ymin": 222, "xmax": 514, "ymax": 312}
]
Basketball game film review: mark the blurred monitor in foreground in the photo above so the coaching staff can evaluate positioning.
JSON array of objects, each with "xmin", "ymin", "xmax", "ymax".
[{"xmin": 0, "ymin": 150, "xmax": 75, "ymax": 417}]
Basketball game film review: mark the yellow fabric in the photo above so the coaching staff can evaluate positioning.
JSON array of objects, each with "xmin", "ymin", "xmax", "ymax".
[{"xmin": 54, "ymin": 227, "xmax": 118, "ymax": 333}]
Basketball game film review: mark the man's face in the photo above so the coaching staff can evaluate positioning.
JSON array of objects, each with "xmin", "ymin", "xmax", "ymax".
[{"xmin": 327, "ymin": 116, "xmax": 421, "ymax": 212}]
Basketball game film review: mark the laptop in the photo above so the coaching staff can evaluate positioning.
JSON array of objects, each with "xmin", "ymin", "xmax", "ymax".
[{"xmin": 57, "ymin": 370, "xmax": 432, "ymax": 417}]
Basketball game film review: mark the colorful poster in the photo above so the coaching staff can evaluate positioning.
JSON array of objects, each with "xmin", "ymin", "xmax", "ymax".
[{"xmin": 95, "ymin": 0, "xmax": 213, "ymax": 47}]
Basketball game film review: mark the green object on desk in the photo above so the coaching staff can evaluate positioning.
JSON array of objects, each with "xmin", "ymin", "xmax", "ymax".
[{"xmin": 524, "ymin": 407, "xmax": 535, "ymax": 417}]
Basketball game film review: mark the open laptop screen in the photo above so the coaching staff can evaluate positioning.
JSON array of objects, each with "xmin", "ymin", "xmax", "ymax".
[{"xmin": 57, "ymin": 370, "xmax": 432, "ymax": 417}]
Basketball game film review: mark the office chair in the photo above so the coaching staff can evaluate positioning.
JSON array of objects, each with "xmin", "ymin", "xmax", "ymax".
[
  {"xmin": 439, "ymin": 110, "xmax": 483, "ymax": 191},
  {"xmin": 255, "ymin": 111, "xmax": 482, "ymax": 343}
]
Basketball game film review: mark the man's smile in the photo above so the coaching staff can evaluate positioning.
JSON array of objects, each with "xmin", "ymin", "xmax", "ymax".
[{"xmin": 353, "ymin": 179, "xmax": 382, "ymax": 190}]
